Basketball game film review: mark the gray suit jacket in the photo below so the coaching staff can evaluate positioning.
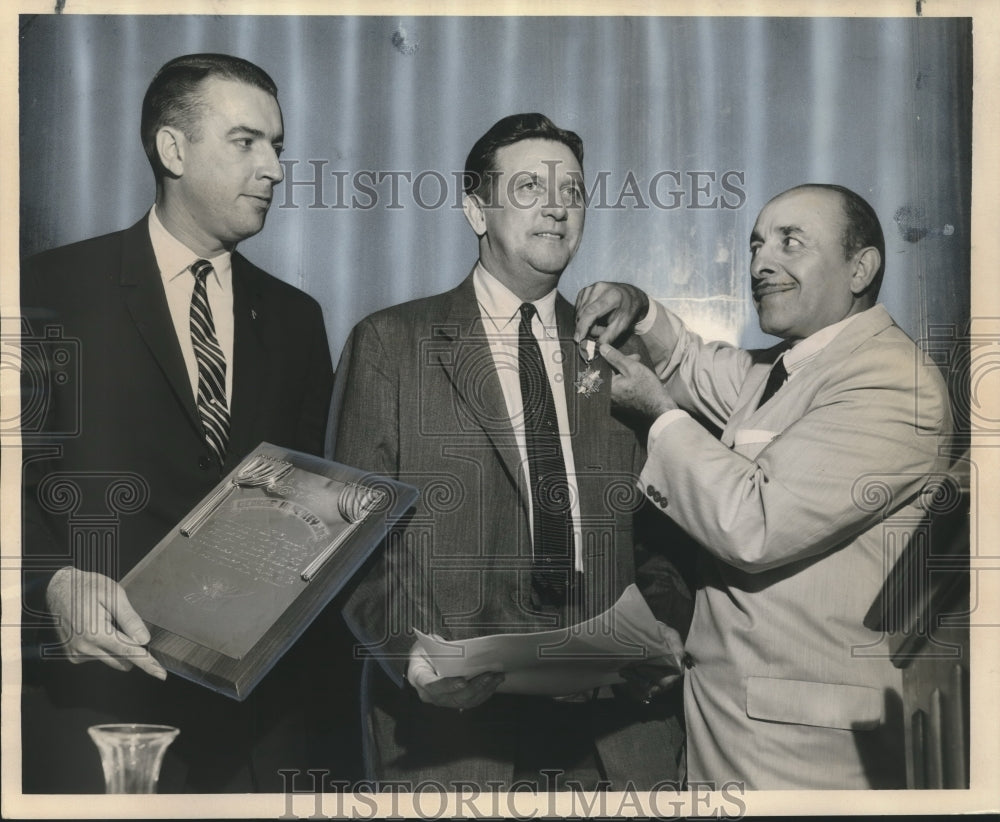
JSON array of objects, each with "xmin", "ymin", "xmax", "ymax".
[
  {"xmin": 640, "ymin": 302, "xmax": 953, "ymax": 789},
  {"xmin": 329, "ymin": 273, "xmax": 690, "ymax": 786}
]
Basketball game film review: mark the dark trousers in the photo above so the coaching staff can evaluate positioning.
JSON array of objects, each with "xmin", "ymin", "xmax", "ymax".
[{"xmin": 361, "ymin": 658, "xmax": 685, "ymax": 791}]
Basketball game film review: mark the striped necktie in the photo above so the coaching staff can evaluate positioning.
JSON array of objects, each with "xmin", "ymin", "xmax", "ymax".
[
  {"xmin": 518, "ymin": 302, "xmax": 573, "ymax": 604},
  {"xmin": 190, "ymin": 259, "xmax": 230, "ymax": 461}
]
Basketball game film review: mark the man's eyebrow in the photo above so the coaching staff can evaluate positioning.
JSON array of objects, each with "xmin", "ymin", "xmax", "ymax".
[
  {"xmin": 226, "ymin": 125, "xmax": 282, "ymax": 142},
  {"xmin": 750, "ymin": 224, "xmax": 805, "ymax": 245},
  {"xmin": 778, "ymin": 224, "xmax": 804, "ymax": 236}
]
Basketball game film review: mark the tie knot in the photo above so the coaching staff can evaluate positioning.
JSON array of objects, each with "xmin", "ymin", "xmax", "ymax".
[
  {"xmin": 191, "ymin": 259, "xmax": 214, "ymax": 282},
  {"xmin": 519, "ymin": 302, "xmax": 537, "ymax": 324}
]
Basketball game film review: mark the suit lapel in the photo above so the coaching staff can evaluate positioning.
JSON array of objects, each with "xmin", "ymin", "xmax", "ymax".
[
  {"xmin": 556, "ymin": 295, "xmax": 609, "ymax": 494},
  {"xmin": 119, "ymin": 216, "xmax": 203, "ymax": 439},
  {"xmin": 725, "ymin": 341, "xmax": 790, "ymax": 436},
  {"xmin": 555, "ymin": 296, "xmax": 616, "ymax": 607},
  {"xmin": 729, "ymin": 304, "xmax": 897, "ymax": 437},
  {"xmin": 429, "ymin": 279, "xmax": 619, "ymax": 555},
  {"xmin": 431, "ymin": 274, "xmax": 527, "ymax": 506},
  {"xmin": 228, "ymin": 254, "xmax": 271, "ymax": 465}
]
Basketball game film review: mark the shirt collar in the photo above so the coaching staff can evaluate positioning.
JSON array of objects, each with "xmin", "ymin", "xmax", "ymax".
[
  {"xmin": 782, "ymin": 307, "xmax": 875, "ymax": 374},
  {"xmin": 148, "ymin": 205, "xmax": 232, "ymax": 287},
  {"xmin": 473, "ymin": 262, "xmax": 558, "ymax": 336}
]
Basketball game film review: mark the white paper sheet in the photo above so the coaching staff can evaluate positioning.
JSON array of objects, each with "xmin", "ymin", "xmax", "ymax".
[{"xmin": 413, "ymin": 584, "xmax": 678, "ymax": 696}]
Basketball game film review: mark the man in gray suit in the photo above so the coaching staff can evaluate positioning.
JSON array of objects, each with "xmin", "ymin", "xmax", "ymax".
[
  {"xmin": 575, "ymin": 183, "xmax": 954, "ymax": 788},
  {"xmin": 330, "ymin": 113, "xmax": 691, "ymax": 790}
]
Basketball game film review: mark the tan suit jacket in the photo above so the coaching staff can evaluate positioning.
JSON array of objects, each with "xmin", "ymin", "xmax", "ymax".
[{"xmin": 639, "ymin": 303, "xmax": 952, "ymax": 789}]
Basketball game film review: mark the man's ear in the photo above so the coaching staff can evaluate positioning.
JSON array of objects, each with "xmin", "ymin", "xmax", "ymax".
[
  {"xmin": 155, "ymin": 126, "xmax": 186, "ymax": 178},
  {"xmin": 462, "ymin": 193, "xmax": 487, "ymax": 237},
  {"xmin": 849, "ymin": 247, "xmax": 881, "ymax": 296}
]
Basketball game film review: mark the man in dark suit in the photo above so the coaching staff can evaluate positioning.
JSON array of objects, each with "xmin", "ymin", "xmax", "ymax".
[
  {"xmin": 330, "ymin": 113, "xmax": 691, "ymax": 791},
  {"xmin": 20, "ymin": 53, "xmax": 349, "ymax": 792}
]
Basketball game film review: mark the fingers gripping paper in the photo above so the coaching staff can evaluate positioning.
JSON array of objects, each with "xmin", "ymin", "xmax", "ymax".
[{"xmin": 414, "ymin": 584, "xmax": 678, "ymax": 696}]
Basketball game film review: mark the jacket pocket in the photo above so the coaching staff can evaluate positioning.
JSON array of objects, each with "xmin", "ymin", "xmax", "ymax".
[
  {"xmin": 745, "ymin": 676, "xmax": 883, "ymax": 730},
  {"xmin": 733, "ymin": 428, "xmax": 778, "ymax": 448}
]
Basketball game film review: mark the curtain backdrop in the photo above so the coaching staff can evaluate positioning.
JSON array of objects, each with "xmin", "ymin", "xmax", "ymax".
[{"xmin": 19, "ymin": 14, "xmax": 971, "ymax": 361}]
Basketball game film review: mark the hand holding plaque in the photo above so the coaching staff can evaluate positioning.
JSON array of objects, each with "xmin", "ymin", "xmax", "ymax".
[{"xmin": 121, "ymin": 443, "xmax": 417, "ymax": 700}]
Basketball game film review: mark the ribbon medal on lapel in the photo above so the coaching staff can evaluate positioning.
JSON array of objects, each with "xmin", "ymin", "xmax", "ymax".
[{"xmin": 575, "ymin": 339, "xmax": 604, "ymax": 397}]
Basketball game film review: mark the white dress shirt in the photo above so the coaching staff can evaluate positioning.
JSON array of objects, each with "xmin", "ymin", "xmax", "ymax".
[
  {"xmin": 472, "ymin": 264, "xmax": 583, "ymax": 571},
  {"xmin": 148, "ymin": 206, "xmax": 234, "ymax": 405}
]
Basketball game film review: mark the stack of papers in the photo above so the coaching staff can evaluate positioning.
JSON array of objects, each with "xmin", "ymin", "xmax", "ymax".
[{"xmin": 414, "ymin": 584, "xmax": 678, "ymax": 696}]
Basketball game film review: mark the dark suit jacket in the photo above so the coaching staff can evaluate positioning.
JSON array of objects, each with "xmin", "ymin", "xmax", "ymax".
[
  {"xmin": 20, "ymin": 216, "xmax": 348, "ymax": 792},
  {"xmin": 329, "ymin": 272, "xmax": 690, "ymax": 788}
]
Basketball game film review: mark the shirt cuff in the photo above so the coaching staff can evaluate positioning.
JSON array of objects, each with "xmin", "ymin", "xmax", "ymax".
[
  {"xmin": 648, "ymin": 409, "xmax": 691, "ymax": 444},
  {"xmin": 633, "ymin": 298, "xmax": 659, "ymax": 336}
]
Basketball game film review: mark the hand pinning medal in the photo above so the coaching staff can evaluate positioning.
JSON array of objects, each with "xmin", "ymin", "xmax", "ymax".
[{"xmin": 575, "ymin": 339, "xmax": 604, "ymax": 397}]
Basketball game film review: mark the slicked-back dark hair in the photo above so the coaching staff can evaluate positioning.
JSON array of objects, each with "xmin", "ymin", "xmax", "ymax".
[
  {"xmin": 141, "ymin": 53, "xmax": 279, "ymax": 181},
  {"xmin": 788, "ymin": 183, "xmax": 887, "ymax": 298},
  {"xmin": 463, "ymin": 113, "xmax": 584, "ymax": 201}
]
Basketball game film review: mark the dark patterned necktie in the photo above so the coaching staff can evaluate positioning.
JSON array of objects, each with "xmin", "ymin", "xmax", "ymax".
[
  {"xmin": 518, "ymin": 303, "xmax": 573, "ymax": 603},
  {"xmin": 190, "ymin": 259, "xmax": 230, "ymax": 461},
  {"xmin": 757, "ymin": 356, "xmax": 789, "ymax": 410}
]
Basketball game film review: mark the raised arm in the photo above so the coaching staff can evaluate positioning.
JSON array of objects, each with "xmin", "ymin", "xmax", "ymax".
[{"xmin": 574, "ymin": 281, "xmax": 652, "ymax": 346}]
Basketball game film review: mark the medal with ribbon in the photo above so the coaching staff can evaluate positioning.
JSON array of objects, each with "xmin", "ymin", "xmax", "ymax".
[{"xmin": 574, "ymin": 339, "xmax": 604, "ymax": 397}]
